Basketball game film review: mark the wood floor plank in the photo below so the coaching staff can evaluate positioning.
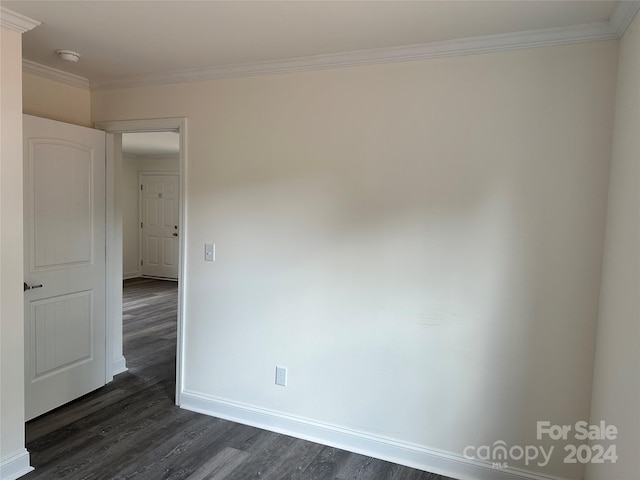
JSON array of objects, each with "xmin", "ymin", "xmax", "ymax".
[
  {"xmin": 185, "ymin": 447, "xmax": 250, "ymax": 480},
  {"xmin": 26, "ymin": 386, "xmax": 133, "ymax": 442},
  {"xmin": 23, "ymin": 278, "xmax": 454, "ymax": 480},
  {"xmin": 90, "ymin": 412, "xmax": 219, "ymax": 480},
  {"xmin": 263, "ymin": 440, "xmax": 326, "ymax": 480},
  {"xmin": 113, "ymin": 416, "xmax": 239, "ymax": 480},
  {"xmin": 229, "ymin": 435, "xmax": 324, "ymax": 480},
  {"xmin": 334, "ymin": 454, "xmax": 396, "ymax": 480},
  {"xmin": 299, "ymin": 446, "xmax": 353, "ymax": 479}
]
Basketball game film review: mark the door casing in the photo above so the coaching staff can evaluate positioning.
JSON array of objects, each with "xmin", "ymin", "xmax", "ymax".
[{"xmin": 96, "ymin": 118, "xmax": 187, "ymax": 405}]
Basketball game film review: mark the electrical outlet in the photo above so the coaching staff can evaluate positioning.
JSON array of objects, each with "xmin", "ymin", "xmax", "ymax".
[{"xmin": 275, "ymin": 366, "xmax": 287, "ymax": 387}]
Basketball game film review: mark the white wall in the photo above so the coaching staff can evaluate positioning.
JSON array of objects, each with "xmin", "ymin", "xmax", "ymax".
[
  {"xmin": 22, "ymin": 72, "xmax": 91, "ymax": 127},
  {"xmin": 0, "ymin": 22, "xmax": 32, "ymax": 480},
  {"xmin": 93, "ymin": 41, "xmax": 618, "ymax": 480},
  {"xmin": 122, "ymin": 154, "xmax": 138, "ymax": 278},
  {"xmin": 585, "ymin": 12, "xmax": 640, "ymax": 480},
  {"xmin": 122, "ymin": 154, "xmax": 179, "ymax": 279}
]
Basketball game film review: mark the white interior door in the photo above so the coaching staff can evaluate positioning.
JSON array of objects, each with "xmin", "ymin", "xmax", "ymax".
[
  {"xmin": 23, "ymin": 114, "xmax": 106, "ymax": 421},
  {"xmin": 140, "ymin": 173, "xmax": 179, "ymax": 279}
]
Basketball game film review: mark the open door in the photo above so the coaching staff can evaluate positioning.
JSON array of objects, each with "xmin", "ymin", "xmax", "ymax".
[{"xmin": 23, "ymin": 115, "xmax": 107, "ymax": 420}]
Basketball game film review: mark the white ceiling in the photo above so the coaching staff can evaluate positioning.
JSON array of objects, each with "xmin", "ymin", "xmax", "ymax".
[
  {"xmin": 2, "ymin": 1, "xmax": 625, "ymax": 86},
  {"xmin": 122, "ymin": 132, "xmax": 180, "ymax": 157}
]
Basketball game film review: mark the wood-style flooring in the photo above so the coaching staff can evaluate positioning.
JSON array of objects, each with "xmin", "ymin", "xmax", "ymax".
[{"xmin": 24, "ymin": 278, "xmax": 452, "ymax": 480}]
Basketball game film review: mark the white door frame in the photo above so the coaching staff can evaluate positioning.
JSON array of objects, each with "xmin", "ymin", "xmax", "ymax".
[{"xmin": 95, "ymin": 118, "xmax": 187, "ymax": 405}]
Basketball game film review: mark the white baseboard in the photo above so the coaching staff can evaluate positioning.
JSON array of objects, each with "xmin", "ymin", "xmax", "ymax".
[
  {"xmin": 0, "ymin": 449, "xmax": 33, "ymax": 480},
  {"xmin": 180, "ymin": 390, "xmax": 568, "ymax": 480},
  {"xmin": 123, "ymin": 271, "xmax": 140, "ymax": 280},
  {"xmin": 112, "ymin": 355, "xmax": 128, "ymax": 376}
]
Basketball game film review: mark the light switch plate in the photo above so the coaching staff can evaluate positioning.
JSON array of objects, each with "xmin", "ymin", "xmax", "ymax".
[
  {"xmin": 205, "ymin": 243, "xmax": 215, "ymax": 262},
  {"xmin": 275, "ymin": 366, "xmax": 287, "ymax": 386}
]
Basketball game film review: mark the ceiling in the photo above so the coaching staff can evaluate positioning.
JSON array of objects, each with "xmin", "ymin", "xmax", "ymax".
[
  {"xmin": 2, "ymin": 1, "xmax": 627, "ymax": 88},
  {"xmin": 122, "ymin": 132, "xmax": 180, "ymax": 157}
]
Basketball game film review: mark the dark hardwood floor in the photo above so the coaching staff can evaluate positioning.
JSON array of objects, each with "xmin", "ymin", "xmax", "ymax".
[{"xmin": 24, "ymin": 278, "xmax": 452, "ymax": 480}]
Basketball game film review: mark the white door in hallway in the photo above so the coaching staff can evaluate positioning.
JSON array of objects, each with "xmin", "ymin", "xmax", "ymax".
[
  {"xmin": 140, "ymin": 173, "xmax": 179, "ymax": 279},
  {"xmin": 23, "ymin": 114, "xmax": 106, "ymax": 421}
]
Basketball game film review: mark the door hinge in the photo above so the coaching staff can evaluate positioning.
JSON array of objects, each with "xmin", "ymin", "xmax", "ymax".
[
  {"xmin": 141, "ymin": 260, "xmax": 143, "ymax": 266},
  {"xmin": 141, "ymin": 184, "xmax": 143, "ymax": 191},
  {"xmin": 141, "ymin": 222, "xmax": 143, "ymax": 229}
]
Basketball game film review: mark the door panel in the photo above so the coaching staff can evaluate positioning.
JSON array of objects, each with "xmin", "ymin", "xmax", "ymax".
[
  {"xmin": 24, "ymin": 114, "xmax": 106, "ymax": 421},
  {"xmin": 32, "ymin": 291, "xmax": 93, "ymax": 377},
  {"xmin": 141, "ymin": 174, "xmax": 179, "ymax": 279},
  {"xmin": 32, "ymin": 141, "xmax": 93, "ymax": 268}
]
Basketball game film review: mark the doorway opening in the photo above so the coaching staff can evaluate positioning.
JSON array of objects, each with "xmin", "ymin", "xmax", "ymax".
[
  {"xmin": 122, "ymin": 132, "xmax": 180, "ymax": 402},
  {"xmin": 96, "ymin": 118, "xmax": 186, "ymax": 405},
  {"xmin": 122, "ymin": 133, "xmax": 180, "ymax": 281}
]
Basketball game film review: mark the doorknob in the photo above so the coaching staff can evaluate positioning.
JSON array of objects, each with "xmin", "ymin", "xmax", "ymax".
[{"xmin": 24, "ymin": 282, "xmax": 43, "ymax": 291}]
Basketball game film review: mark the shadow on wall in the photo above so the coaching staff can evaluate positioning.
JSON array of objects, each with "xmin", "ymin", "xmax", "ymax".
[{"xmin": 184, "ymin": 56, "xmax": 610, "ymax": 480}]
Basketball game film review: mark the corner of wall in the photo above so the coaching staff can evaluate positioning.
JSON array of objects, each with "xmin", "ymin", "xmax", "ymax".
[{"xmin": 585, "ymin": 11, "xmax": 640, "ymax": 480}]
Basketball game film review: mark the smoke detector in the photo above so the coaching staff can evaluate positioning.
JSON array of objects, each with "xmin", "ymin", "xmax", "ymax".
[{"xmin": 55, "ymin": 49, "xmax": 81, "ymax": 63}]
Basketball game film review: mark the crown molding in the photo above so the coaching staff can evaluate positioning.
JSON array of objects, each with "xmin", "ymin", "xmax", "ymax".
[
  {"xmin": 0, "ymin": 6, "xmax": 40, "ymax": 33},
  {"xmin": 23, "ymin": 59, "xmax": 90, "ymax": 90},
  {"xmin": 25, "ymin": 0, "xmax": 637, "ymax": 92},
  {"xmin": 90, "ymin": 21, "xmax": 615, "ymax": 91},
  {"xmin": 90, "ymin": 18, "xmax": 627, "ymax": 91},
  {"xmin": 610, "ymin": 0, "xmax": 640, "ymax": 37}
]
